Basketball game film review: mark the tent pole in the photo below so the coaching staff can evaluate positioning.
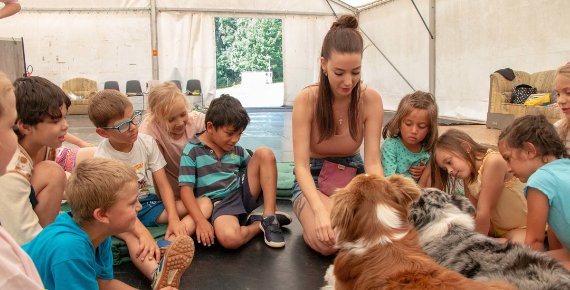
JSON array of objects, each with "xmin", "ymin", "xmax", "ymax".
[
  {"xmin": 429, "ymin": 0, "xmax": 435, "ymax": 95},
  {"xmin": 150, "ymin": 0, "xmax": 159, "ymax": 80}
]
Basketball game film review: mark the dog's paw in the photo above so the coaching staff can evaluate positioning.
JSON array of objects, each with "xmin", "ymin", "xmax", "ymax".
[{"xmin": 321, "ymin": 264, "xmax": 336, "ymax": 289}]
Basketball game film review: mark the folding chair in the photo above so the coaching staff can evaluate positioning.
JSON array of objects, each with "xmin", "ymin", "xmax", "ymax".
[
  {"xmin": 104, "ymin": 81, "xmax": 120, "ymax": 91},
  {"xmin": 185, "ymin": 79, "xmax": 204, "ymax": 108},
  {"xmin": 170, "ymin": 80, "xmax": 182, "ymax": 91},
  {"xmin": 126, "ymin": 80, "xmax": 144, "ymax": 110}
]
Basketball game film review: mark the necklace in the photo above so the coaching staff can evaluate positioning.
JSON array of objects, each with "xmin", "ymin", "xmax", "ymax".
[{"xmin": 338, "ymin": 116, "xmax": 343, "ymax": 125}]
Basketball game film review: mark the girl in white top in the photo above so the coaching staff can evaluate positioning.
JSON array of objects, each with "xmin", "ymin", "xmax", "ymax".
[{"xmin": 0, "ymin": 71, "xmax": 43, "ymax": 289}]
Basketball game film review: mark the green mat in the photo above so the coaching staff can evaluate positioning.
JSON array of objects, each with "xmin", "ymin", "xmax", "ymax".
[
  {"xmin": 59, "ymin": 162, "xmax": 295, "ymax": 265},
  {"xmin": 276, "ymin": 162, "xmax": 295, "ymax": 199}
]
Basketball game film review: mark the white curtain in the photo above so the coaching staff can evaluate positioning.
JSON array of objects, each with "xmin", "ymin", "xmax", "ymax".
[{"xmin": 157, "ymin": 12, "xmax": 216, "ymax": 105}]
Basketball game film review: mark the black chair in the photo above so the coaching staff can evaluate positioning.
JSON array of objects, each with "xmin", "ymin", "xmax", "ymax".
[
  {"xmin": 170, "ymin": 80, "xmax": 182, "ymax": 91},
  {"xmin": 185, "ymin": 79, "xmax": 204, "ymax": 108},
  {"xmin": 104, "ymin": 81, "xmax": 120, "ymax": 91},
  {"xmin": 126, "ymin": 80, "xmax": 144, "ymax": 109}
]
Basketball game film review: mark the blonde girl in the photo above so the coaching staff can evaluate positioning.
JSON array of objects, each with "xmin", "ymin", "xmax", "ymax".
[
  {"xmin": 554, "ymin": 62, "xmax": 570, "ymax": 152},
  {"xmin": 139, "ymin": 81, "xmax": 206, "ymax": 197},
  {"xmin": 381, "ymin": 91, "xmax": 438, "ymax": 185},
  {"xmin": 433, "ymin": 129, "xmax": 527, "ymax": 243},
  {"xmin": 498, "ymin": 114, "xmax": 570, "ymax": 269}
]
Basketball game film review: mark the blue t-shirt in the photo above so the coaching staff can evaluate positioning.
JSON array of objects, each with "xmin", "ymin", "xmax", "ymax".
[
  {"xmin": 381, "ymin": 137, "xmax": 430, "ymax": 179},
  {"xmin": 524, "ymin": 158, "xmax": 570, "ymax": 249},
  {"xmin": 22, "ymin": 212, "xmax": 113, "ymax": 290}
]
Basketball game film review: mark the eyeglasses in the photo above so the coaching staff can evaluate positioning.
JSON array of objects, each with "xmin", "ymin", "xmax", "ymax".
[{"xmin": 100, "ymin": 111, "xmax": 142, "ymax": 133}]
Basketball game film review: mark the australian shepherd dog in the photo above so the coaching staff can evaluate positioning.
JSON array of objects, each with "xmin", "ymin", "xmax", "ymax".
[
  {"xmin": 409, "ymin": 188, "xmax": 570, "ymax": 290},
  {"xmin": 322, "ymin": 174, "xmax": 515, "ymax": 290}
]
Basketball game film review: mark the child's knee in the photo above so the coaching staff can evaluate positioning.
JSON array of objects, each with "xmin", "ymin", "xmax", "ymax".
[
  {"xmin": 32, "ymin": 161, "xmax": 66, "ymax": 192},
  {"xmin": 216, "ymin": 227, "xmax": 243, "ymax": 249},
  {"xmin": 253, "ymin": 147, "xmax": 276, "ymax": 161}
]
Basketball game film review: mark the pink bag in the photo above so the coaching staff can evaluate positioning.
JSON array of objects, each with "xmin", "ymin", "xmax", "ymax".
[{"xmin": 318, "ymin": 160, "xmax": 357, "ymax": 196}]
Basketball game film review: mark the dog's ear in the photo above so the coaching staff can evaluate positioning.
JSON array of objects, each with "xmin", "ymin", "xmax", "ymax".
[
  {"xmin": 331, "ymin": 186, "xmax": 359, "ymax": 231},
  {"xmin": 386, "ymin": 175, "xmax": 421, "ymax": 206}
]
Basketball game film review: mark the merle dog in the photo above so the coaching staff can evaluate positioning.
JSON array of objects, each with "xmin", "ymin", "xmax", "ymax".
[{"xmin": 410, "ymin": 188, "xmax": 570, "ymax": 290}]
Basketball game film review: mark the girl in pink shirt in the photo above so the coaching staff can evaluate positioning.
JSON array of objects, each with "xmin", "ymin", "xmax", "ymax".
[{"xmin": 139, "ymin": 81, "xmax": 206, "ymax": 198}]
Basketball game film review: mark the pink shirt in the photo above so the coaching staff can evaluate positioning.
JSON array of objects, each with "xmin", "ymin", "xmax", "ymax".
[
  {"xmin": 139, "ymin": 111, "xmax": 206, "ymax": 197},
  {"xmin": 0, "ymin": 226, "xmax": 43, "ymax": 289}
]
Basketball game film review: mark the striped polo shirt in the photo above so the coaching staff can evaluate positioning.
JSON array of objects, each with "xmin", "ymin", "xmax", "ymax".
[{"xmin": 179, "ymin": 136, "xmax": 250, "ymax": 200}]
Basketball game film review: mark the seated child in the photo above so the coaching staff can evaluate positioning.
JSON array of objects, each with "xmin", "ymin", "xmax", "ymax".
[
  {"xmin": 432, "ymin": 129, "xmax": 528, "ymax": 243},
  {"xmin": 88, "ymin": 89, "xmax": 194, "ymax": 277},
  {"xmin": 381, "ymin": 91, "xmax": 438, "ymax": 185},
  {"xmin": 0, "ymin": 71, "xmax": 43, "ymax": 289},
  {"xmin": 179, "ymin": 94, "xmax": 288, "ymax": 249},
  {"xmin": 498, "ymin": 115, "xmax": 570, "ymax": 270},
  {"xmin": 139, "ymin": 81, "xmax": 206, "ymax": 198},
  {"xmin": 554, "ymin": 62, "xmax": 570, "ymax": 152},
  {"xmin": 0, "ymin": 76, "xmax": 67, "ymax": 245},
  {"xmin": 23, "ymin": 158, "xmax": 194, "ymax": 290}
]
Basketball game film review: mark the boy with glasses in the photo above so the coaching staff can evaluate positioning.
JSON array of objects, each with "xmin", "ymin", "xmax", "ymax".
[{"xmin": 88, "ymin": 89, "xmax": 195, "ymax": 285}]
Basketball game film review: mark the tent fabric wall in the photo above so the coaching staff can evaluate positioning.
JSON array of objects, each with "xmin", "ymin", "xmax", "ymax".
[
  {"xmin": 1, "ymin": 0, "xmax": 568, "ymax": 119},
  {"xmin": 358, "ymin": 0, "xmax": 570, "ymax": 121}
]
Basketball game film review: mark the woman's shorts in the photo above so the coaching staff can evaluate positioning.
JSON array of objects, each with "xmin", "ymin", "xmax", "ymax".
[
  {"xmin": 291, "ymin": 154, "xmax": 364, "ymax": 214},
  {"xmin": 138, "ymin": 194, "xmax": 165, "ymax": 227},
  {"xmin": 211, "ymin": 170, "xmax": 263, "ymax": 225}
]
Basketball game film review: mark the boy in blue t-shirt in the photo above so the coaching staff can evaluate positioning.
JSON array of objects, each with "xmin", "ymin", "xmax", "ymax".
[
  {"xmin": 179, "ymin": 94, "xmax": 290, "ymax": 249},
  {"xmin": 23, "ymin": 158, "xmax": 194, "ymax": 290}
]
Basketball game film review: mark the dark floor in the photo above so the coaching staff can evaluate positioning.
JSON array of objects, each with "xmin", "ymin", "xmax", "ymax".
[
  {"xmin": 66, "ymin": 106, "xmax": 487, "ymax": 290},
  {"xmin": 113, "ymin": 201, "xmax": 334, "ymax": 290}
]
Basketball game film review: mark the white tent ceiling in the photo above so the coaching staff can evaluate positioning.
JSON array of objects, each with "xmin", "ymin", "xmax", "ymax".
[{"xmin": 1, "ymin": 0, "xmax": 568, "ymax": 121}]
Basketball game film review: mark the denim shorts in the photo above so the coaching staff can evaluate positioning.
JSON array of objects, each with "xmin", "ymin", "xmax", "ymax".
[
  {"xmin": 291, "ymin": 153, "xmax": 364, "ymax": 204},
  {"xmin": 138, "ymin": 194, "xmax": 165, "ymax": 227}
]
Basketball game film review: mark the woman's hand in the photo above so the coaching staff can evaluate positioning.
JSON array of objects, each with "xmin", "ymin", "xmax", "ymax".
[{"xmin": 313, "ymin": 207, "xmax": 335, "ymax": 247}]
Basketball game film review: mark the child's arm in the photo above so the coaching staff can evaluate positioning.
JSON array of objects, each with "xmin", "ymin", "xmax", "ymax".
[
  {"xmin": 380, "ymin": 139, "xmax": 398, "ymax": 177},
  {"xmin": 180, "ymin": 185, "xmax": 214, "ymax": 246},
  {"xmin": 473, "ymin": 155, "xmax": 507, "ymax": 235},
  {"xmin": 547, "ymin": 227, "xmax": 563, "ymax": 251},
  {"xmin": 131, "ymin": 218, "xmax": 160, "ymax": 262},
  {"xmin": 525, "ymin": 187, "xmax": 549, "ymax": 251},
  {"xmin": 152, "ymin": 168, "xmax": 187, "ymax": 239},
  {"xmin": 417, "ymin": 161, "xmax": 431, "ymax": 187},
  {"xmin": 64, "ymin": 133, "xmax": 93, "ymax": 148}
]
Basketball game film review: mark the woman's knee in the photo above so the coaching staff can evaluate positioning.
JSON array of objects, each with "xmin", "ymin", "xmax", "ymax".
[{"xmin": 303, "ymin": 232, "xmax": 336, "ymax": 256}]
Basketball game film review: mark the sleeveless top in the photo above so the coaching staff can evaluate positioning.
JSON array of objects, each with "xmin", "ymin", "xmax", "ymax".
[
  {"xmin": 467, "ymin": 150, "xmax": 527, "ymax": 237},
  {"xmin": 309, "ymin": 93, "xmax": 364, "ymax": 157}
]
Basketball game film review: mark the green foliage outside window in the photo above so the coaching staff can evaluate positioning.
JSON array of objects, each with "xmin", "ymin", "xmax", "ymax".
[{"xmin": 215, "ymin": 17, "xmax": 283, "ymax": 88}]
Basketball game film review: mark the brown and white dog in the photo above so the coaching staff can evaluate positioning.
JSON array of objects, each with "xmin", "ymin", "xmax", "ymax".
[{"xmin": 323, "ymin": 174, "xmax": 516, "ymax": 290}]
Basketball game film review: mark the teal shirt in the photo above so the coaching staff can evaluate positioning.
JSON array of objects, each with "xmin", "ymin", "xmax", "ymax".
[
  {"xmin": 524, "ymin": 159, "xmax": 570, "ymax": 249},
  {"xmin": 179, "ymin": 136, "xmax": 250, "ymax": 200},
  {"xmin": 381, "ymin": 137, "xmax": 430, "ymax": 179}
]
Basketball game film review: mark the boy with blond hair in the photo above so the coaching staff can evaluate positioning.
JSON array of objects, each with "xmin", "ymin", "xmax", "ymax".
[
  {"xmin": 23, "ymin": 158, "xmax": 194, "ymax": 290},
  {"xmin": 88, "ymin": 89, "xmax": 194, "ymax": 282},
  {"xmin": 179, "ymin": 94, "xmax": 290, "ymax": 249}
]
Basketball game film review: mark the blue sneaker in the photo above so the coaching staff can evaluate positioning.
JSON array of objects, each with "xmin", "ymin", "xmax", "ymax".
[
  {"xmin": 246, "ymin": 211, "xmax": 292, "ymax": 227},
  {"xmin": 259, "ymin": 215, "xmax": 285, "ymax": 248},
  {"xmin": 151, "ymin": 235, "xmax": 195, "ymax": 290}
]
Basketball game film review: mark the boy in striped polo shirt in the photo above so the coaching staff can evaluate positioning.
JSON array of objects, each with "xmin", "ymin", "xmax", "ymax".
[{"xmin": 179, "ymin": 95, "xmax": 289, "ymax": 248}]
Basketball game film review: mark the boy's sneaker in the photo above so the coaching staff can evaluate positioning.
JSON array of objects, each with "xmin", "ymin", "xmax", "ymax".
[
  {"xmin": 259, "ymin": 215, "xmax": 285, "ymax": 248},
  {"xmin": 151, "ymin": 235, "xmax": 195, "ymax": 290},
  {"xmin": 157, "ymin": 239, "xmax": 171, "ymax": 257},
  {"xmin": 246, "ymin": 211, "xmax": 292, "ymax": 227}
]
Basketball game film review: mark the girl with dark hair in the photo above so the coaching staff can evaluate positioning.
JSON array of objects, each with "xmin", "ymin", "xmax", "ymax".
[{"xmin": 498, "ymin": 114, "xmax": 570, "ymax": 269}]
